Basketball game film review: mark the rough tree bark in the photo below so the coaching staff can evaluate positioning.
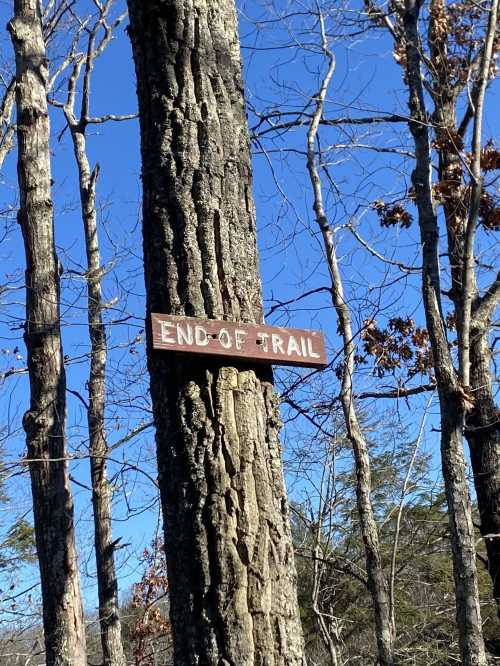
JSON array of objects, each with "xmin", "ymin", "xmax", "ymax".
[
  {"xmin": 467, "ymin": 318, "xmax": 500, "ymax": 614},
  {"xmin": 127, "ymin": 1, "xmax": 306, "ymax": 664},
  {"xmin": 436, "ymin": 84, "xmax": 500, "ymax": 621},
  {"xmin": 402, "ymin": 1, "xmax": 487, "ymax": 663},
  {"xmin": 8, "ymin": 2, "xmax": 87, "ymax": 664},
  {"xmin": 0, "ymin": 78, "xmax": 16, "ymax": 169},
  {"xmin": 61, "ymin": 5, "xmax": 127, "ymax": 663}
]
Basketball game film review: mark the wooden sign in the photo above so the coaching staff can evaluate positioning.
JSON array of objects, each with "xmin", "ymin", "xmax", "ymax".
[{"xmin": 151, "ymin": 314, "xmax": 328, "ymax": 368}]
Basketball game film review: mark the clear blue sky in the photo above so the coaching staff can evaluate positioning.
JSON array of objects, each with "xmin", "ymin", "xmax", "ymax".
[{"xmin": 0, "ymin": 0, "xmax": 497, "ymax": 620}]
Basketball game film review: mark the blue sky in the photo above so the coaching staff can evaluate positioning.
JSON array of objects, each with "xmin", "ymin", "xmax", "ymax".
[{"xmin": 0, "ymin": 0, "xmax": 497, "ymax": 621}]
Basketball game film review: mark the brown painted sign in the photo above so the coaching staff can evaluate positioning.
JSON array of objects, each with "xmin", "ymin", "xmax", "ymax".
[{"xmin": 151, "ymin": 314, "xmax": 328, "ymax": 368}]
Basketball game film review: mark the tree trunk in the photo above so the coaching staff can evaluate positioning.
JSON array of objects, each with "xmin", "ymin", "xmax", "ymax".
[
  {"xmin": 8, "ymin": 2, "xmax": 87, "ymax": 664},
  {"xmin": 127, "ymin": 1, "xmax": 306, "ymax": 664},
  {"xmin": 304, "ymin": 26, "xmax": 395, "ymax": 664},
  {"xmin": 436, "ymin": 113, "xmax": 500, "ymax": 621},
  {"xmin": 402, "ymin": 3, "xmax": 487, "ymax": 663},
  {"xmin": 438, "ymin": 396, "xmax": 487, "ymax": 665},
  {"xmin": 60, "ymin": 8, "xmax": 127, "ymax": 659},
  {"xmin": 71, "ymin": 126, "xmax": 126, "ymax": 666},
  {"xmin": 467, "ymin": 325, "xmax": 500, "ymax": 614},
  {"xmin": 428, "ymin": 0, "xmax": 500, "ymax": 619}
]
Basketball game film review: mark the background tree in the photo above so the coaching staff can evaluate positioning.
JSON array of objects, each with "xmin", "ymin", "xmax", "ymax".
[
  {"xmin": 301, "ymin": 12, "xmax": 395, "ymax": 663},
  {"xmin": 54, "ymin": 2, "xmax": 134, "ymax": 662},
  {"xmin": 361, "ymin": 0, "xmax": 499, "ymax": 653},
  {"xmin": 8, "ymin": 1, "xmax": 87, "ymax": 663}
]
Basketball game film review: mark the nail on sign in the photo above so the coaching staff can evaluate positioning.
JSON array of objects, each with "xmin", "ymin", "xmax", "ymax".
[{"xmin": 151, "ymin": 314, "xmax": 328, "ymax": 368}]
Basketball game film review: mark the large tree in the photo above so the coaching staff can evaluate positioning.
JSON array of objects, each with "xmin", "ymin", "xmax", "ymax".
[
  {"xmin": 8, "ymin": 1, "xmax": 87, "ymax": 663},
  {"xmin": 126, "ymin": 0, "xmax": 306, "ymax": 664}
]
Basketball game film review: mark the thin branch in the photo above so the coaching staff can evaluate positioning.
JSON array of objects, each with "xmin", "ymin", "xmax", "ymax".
[
  {"xmin": 252, "ymin": 112, "xmax": 408, "ymax": 140},
  {"xmin": 284, "ymin": 397, "xmax": 333, "ymax": 438},
  {"xmin": 347, "ymin": 223, "xmax": 421, "ymax": 273},
  {"xmin": 265, "ymin": 286, "xmax": 332, "ymax": 317},
  {"xmin": 108, "ymin": 421, "xmax": 154, "ymax": 452},
  {"xmin": 312, "ymin": 383, "xmax": 436, "ymax": 413},
  {"xmin": 86, "ymin": 113, "xmax": 138, "ymax": 124},
  {"xmin": 295, "ymin": 548, "xmax": 369, "ymax": 588},
  {"xmin": 355, "ymin": 383, "xmax": 435, "ymax": 400},
  {"xmin": 67, "ymin": 387, "xmax": 89, "ymax": 410}
]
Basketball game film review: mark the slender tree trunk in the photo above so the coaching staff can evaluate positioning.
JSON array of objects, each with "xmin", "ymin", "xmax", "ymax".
[
  {"xmin": 304, "ymin": 19, "xmax": 395, "ymax": 665},
  {"xmin": 436, "ymin": 109, "xmax": 500, "ymax": 621},
  {"xmin": 58, "ymin": 8, "xmax": 127, "ymax": 659},
  {"xmin": 311, "ymin": 473, "xmax": 341, "ymax": 666},
  {"xmin": 467, "ymin": 325, "xmax": 500, "ymax": 614},
  {"xmin": 312, "ymin": 532, "xmax": 340, "ymax": 666},
  {"xmin": 316, "ymin": 172, "xmax": 395, "ymax": 666},
  {"xmin": 458, "ymin": 5, "xmax": 500, "ymax": 602},
  {"xmin": 71, "ymin": 127, "xmax": 126, "ymax": 666},
  {"xmin": 427, "ymin": 0, "xmax": 500, "ymax": 615},
  {"xmin": 8, "ymin": 2, "xmax": 87, "ymax": 664},
  {"xmin": 328, "ymin": 257, "xmax": 395, "ymax": 666},
  {"xmin": 402, "ymin": 3, "xmax": 486, "ymax": 663},
  {"xmin": 127, "ymin": 1, "xmax": 306, "ymax": 664}
]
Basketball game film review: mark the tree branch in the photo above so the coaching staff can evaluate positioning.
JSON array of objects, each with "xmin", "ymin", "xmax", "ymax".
[{"xmin": 460, "ymin": 0, "xmax": 499, "ymax": 385}]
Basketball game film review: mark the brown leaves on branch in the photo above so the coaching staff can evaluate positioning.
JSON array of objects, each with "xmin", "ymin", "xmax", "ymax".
[
  {"xmin": 430, "ymin": 0, "xmax": 450, "ymax": 42},
  {"xmin": 418, "ymin": 137, "xmax": 500, "ymax": 230},
  {"xmin": 432, "ymin": 188, "xmax": 499, "ymax": 232},
  {"xmin": 388, "ymin": 0, "xmax": 500, "ymax": 84},
  {"xmin": 433, "ymin": 132, "xmax": 464, "ymax": 154},
  {"xmin": 481, "ymin": 142, "xmax": 500, "ymax": 172},
  {"xmin": 446, "ymin": 2, "xmax": 500, "ymax": 81},
  {"xmin": 129, "ymin": 538, "xmax": 170, "ymax": 665},
  {"xmin": 432, "ymin": 178, "xmax": 463, "ymax": 205},
  {"xmin": 372, "ymin": 200, "xmax": 413, "ymax": 228},
  {"xmin": 359, "ymin": 317, "xmax": 435, "ymax": 379},
  {"xmin": 373, "ymin": 183, "xmax": 499, "ymax": 233},
  {"xmin": 446, "ymin": 0, "xmax": 482, "ymax": 46}
]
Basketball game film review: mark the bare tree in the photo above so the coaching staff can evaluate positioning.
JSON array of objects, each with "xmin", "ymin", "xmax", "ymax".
[
  {"xmin": 8, "ymin": 1, "xmax": 86, "ymax": 663},
  {"xmin": 52, "ymin": 2, "xmax": 134, "ymax": 663},
  {"xmin": 355, "ymin": 0, "xmax": 500, "ymax": 627},
  {"xmin": 303, "ymin": 12, "xmax": 395, "ymax": 665},
  {"xmin": 353, "ymin": 0, "xmax": 500, "ymax": 659}
]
